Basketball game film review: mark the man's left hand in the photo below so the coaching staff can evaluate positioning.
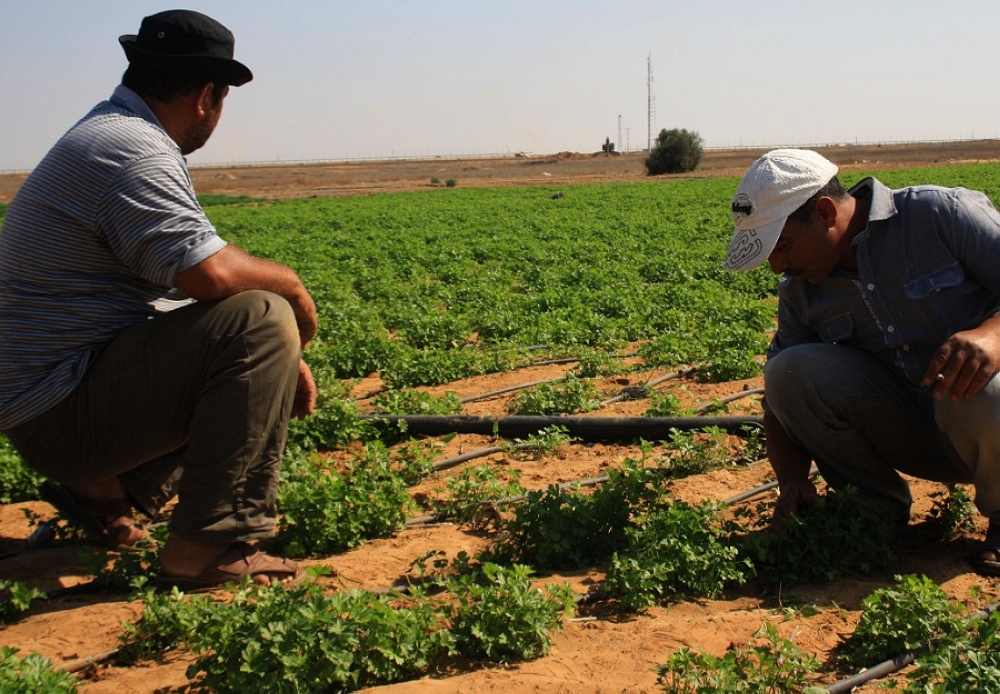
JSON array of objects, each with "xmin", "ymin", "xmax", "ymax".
[
  {"xmin": 923, "ymin": 315, "xmax": 1000, "ymax": 400},
  {"xmin": 292, "ymin": 359, "xmax": 317, "ymax": 419}
]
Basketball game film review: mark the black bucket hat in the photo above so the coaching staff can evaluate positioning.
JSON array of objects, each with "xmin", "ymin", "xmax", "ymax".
[{"xmin": 119, "ymin": 9, "xmax": 252, "ymax": 86}]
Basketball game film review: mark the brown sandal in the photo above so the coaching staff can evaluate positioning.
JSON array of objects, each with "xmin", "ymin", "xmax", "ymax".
[
  {"xmin": 154, "ymin": 542, "xmax": 302, "ymax": 592},
  {"xmin": 39, "ymin": 480, "xmax": 149, "ymax": 551}
]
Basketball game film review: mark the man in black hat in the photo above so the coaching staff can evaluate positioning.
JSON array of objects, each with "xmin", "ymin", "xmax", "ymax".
[{"xmin": 0, "ymin": 10, "xmax": 315, "ymax": 588}]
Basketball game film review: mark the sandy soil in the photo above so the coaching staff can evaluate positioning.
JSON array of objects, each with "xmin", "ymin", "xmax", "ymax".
[{"xmin": 3, "ymin": 143, "xmax": 1000, "ymax": 692}]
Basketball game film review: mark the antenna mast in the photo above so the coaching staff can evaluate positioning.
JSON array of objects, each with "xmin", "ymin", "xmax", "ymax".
[{"xmin": 647, "ymin": 53, "xmax": 656, "ymax": 151}]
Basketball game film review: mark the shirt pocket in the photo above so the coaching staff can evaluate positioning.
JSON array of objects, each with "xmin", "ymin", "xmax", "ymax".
[
  {"xmin": 816, "ymin": 312, "xmax": 854, "ymax": 343},
  {"xmin": 904, "ymin": 263, "xmax": 964, "ymax": 299},
  {"xmin": 903, "ymin": 263, "xmax": 982, "ymax": 334}
]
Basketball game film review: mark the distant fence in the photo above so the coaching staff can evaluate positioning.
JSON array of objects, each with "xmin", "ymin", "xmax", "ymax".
[{"xmin": 4, "ymin": 138, "xmax": 1000, "ymax": 175}]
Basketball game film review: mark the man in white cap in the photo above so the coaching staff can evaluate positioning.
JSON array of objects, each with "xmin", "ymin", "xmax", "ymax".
[{"xmin": 725, "ymin": 149, "xmax": 1000, "ymax": 574}]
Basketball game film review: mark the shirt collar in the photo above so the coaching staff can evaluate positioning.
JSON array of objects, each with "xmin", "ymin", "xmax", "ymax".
[
  {"xmin": 109, "ymin": 85, "xmax": 168, "ymax": 134},
  {"xmin": 848, "ymin": 177, "xmax": 897, "ymax": 244}
]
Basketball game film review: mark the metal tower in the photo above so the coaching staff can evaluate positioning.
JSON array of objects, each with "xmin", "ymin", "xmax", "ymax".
[{"xmin": 647, "ymin": 54, "xmax": 657, "ymax": 152}]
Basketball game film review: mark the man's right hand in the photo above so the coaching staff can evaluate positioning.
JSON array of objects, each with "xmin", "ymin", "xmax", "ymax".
[
  {"xmin": 762, "ymin": 410, "xmax": 817, "ymax": 533},
  {"xmin": 770, "ymin": 478, "xmax": 818, "ymax": 533}
]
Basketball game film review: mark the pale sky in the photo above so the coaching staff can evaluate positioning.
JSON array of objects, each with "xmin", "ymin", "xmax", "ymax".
[{"xmin": 3, "ymin": 1, "xmax": 1000, "ymax": 171}]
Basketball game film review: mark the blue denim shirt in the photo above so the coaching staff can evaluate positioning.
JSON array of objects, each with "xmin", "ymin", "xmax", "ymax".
[{"xmin": 767, "ymin": 177, "xmax": 1000, "ymax": 386}]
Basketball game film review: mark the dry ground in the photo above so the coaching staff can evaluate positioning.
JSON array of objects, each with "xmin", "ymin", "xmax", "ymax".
[{"xmin": 3, "ymin": 142, "xmax": 1000, "ymax": 693}]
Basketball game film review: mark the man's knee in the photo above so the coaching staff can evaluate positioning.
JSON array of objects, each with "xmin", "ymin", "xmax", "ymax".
[{"xmin": 218, "ymin": 290, "xmax": 299, "ymax": 355}]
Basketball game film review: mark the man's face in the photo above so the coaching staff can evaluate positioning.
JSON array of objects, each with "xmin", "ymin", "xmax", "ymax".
[
  {"xmin": 766, "ymin": 212, "xmax": 841, "ymax": 283},
  {"xmin": 180, "ymin": 86, "xmax": 228, "ymax": 155}
]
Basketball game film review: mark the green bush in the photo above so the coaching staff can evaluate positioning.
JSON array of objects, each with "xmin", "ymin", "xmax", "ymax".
[
  {"xmin": 736, "ymin": 486, "xmax": 896, "ymax": 588},
  {"xmin": 0, "ymin": 580, "xmax": 46, "ymax": 624},
  {"xmin": 0, "ymin": 435, "xmax": 43, "ymax": 503},
  {"xmin": 507, "ymin": 373, "xmax": 602, "ymax": 415},
  {"xmin": 0, "ymin": 647, "xmax": 78, "ymax": 693},
  {"xmin": 449, "ymin": 563, "xmax": 574, "ymax": 663},
  {"xmin": 604, "ymin": 500, "xmax": 747, "ymax": 611},
  {"xmin": 645, "ymin": 128, "xmax": 703, "ymax": 175},
  {"xmin": 837, "ymin": 574, "xmax": 964, "ymax": 669},
  {"xmin": 276, "ymin": 445, "xmax": 410, "ymax": 556},
  {"xmin": 656, "ymin": 623, "xmax": 822, "ymax": 693},
  {"xmin": 485, "ymin": 460, "xmax": 662, "ymax": 569}
]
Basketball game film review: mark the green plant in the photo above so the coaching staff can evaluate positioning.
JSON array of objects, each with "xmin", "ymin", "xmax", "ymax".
[
  {"xmin": 658, "ymin": 426, "xmax": 732, "ymax": 477},
  {"xmin": 428, "ymin": 464, "xmax": 524, "ymax": 523},
  {"xmin": 485, "ymin": 459, "xmax": 664, "ymax": 570},
  {"xmin": 445, "ymin": 178, "xmax": 457, "ymax": 187},
  {"xmin": 736, "ymin": 486, "xmax": 897, "ymax": 588},
  {"xmin": 837, "ymin": 574, "xmax": 965, "ymax": 669},
  {"xmin": 905, "ymin": 609, "xmax": 1000, "ymax": 691},
  {"xmin": 287, "ymin": 379, "xmax": 380, "ymax": 451},
  {"xmin": 924, "ymin": 484, "xmax": 977, "ymax": 540},
  {"xmin": 604, "ymin": 501, "xmax": 748, "ymax": 611},
  {"xmin": 276, "ymin": 445, "xmax": 411, "ymax": 556},
  {"xmin": 82, "ymin": 526, "xmax": 166, "ymax": 592},
  {"xmin": 449, "ymin": 562, "xmax": 574, "ymax": 663},
  {"xmin": 507, "ymin": 373, "xmax": 602, "ymax": 415},
  {"xmin": 0, "ymin": 435, "xmax": 43, "ymax": 503},
  {"xmin": 0, "ymin": 580, "xmax": 46, "ymax": 623},
  {"xmin": 574, "ymin": 348, "xmax": 625, "ymax": 378},
  {"xmin": 391, "ymin": 439, "xmax": 443, "ymax": 486},
  {"xmin": 645, "ymin": 391, "xmax": 683, "ymax": 417},
  {"xmin": 656, "ymin": 622, "xmax": 822, "ymax": 693},
  {"xmin": 501, "ymin": 425, "xmax": 573, "ymax": 460},
  {"xmin": 370, "ymin": 389, "xmax": 462, "ymax": 415},
  {"xmin": 645, "ymin": 128, "xmax": 703, "ymax": 175},
  {"xmin": 0, "ymin": 647, "xmax": 79, "ymax": 693},
  {"xmin": 123, "ymin": 578, "xmax": 452, "ymax": 693}
]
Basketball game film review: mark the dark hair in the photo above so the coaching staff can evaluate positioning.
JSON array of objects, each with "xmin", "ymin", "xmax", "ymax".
[
  {"xmin": 121, "ymin": 64, "xmax": 227, "ymax": 105},
  {"xmin": 786, "ymin": 176, "xmax": 849, "ymax": 224}
]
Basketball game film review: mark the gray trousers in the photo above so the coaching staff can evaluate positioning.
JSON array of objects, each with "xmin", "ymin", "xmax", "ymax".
[
  {"xmin": 4, "ymin": 290, "xmax": 301, "ymax": 543},
  {"xmin": 764, "ymin": 343, "xmax": 1000, "ymax": 520}
]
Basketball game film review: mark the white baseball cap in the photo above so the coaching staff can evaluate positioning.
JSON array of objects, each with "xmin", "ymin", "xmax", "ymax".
[{"xmin": 723, "ymin": 149, "xmax": 839, "ymax": 271}]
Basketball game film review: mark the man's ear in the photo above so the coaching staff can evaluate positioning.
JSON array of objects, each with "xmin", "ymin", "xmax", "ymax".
[
  {"xmin": 194, "ymin": 82, "xmax": 216, "ymax": 117},
  {"xmin": 814, "ymin": 196, "xmax": 840, "ymax": 228}
]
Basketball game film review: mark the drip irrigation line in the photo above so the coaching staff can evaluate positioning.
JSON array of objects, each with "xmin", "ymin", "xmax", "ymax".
[
  {"xmin": 360, "ymin": 413, "xmax": 763, "ymax": 442},
  {"xmin": 407, "ymin": 460, "xmax": 803, "ymax": 529},
  {"xmin": 721, "ymin": 465, "xmax": 819, "ymax": 506},
  {"xmin": 429, "ymin": 442, "xmax": 542, "ymax": 473},
  {"xmin": 60, "ymin": 648, "xmax": 121, "ymax": 674},
  {"xmin": 823, "ymin": 600, "xmax": 1000, "ymax": 693},
  {"xmin": 693, "ymin": 387, "xmax": 765, "ymax": 415},
  {"xmin": 406, "ymin": 473, "xmax": 613, "ymax": 527},
  {"xmin": 600, "ymin": 366, "xmax": 698, "ymax": 405},
  {"xmin": 459, "ymin": 376, "xmax": 568, "ymax": 403}
]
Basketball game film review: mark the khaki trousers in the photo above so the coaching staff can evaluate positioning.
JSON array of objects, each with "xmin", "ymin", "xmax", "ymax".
[
  {"xmin": 5, "ymin": 290, "xmax": 301, "ymax": 543},
  {"xmin": 763, "ymin": 343, "xmax": 1000, "ymax": 520}
]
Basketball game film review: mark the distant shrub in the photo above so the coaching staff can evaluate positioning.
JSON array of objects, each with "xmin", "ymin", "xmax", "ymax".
[{"xmin": 645, "ymin": 128, "xmax": 703, "ymax": 175}]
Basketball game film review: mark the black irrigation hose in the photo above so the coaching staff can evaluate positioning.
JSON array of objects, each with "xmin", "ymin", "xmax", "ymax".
[
  {"xmin": 824, "ymin": 600, "xmax": 1000, "ymax": 692},
  {"xmin": 360, "ymin": 413, "xmax": 763, "ymax": 442}
]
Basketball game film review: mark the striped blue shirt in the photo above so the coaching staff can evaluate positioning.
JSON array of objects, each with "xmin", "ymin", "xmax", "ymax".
[{"xmin": 0, "ymin": 86, "xmax": 227, "ymax": 429}]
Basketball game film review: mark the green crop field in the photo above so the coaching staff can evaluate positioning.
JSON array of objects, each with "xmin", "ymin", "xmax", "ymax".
[{"xmin": 4, "ymin": 162, "xmax": 1000, "ymax": 692}]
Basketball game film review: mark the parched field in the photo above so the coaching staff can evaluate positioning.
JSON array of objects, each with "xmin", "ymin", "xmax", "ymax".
[{"xmin": 4, "ymin": 143, "xmax": 1000, "ymax": 693}]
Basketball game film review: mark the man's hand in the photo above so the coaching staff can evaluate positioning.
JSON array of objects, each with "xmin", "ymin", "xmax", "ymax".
[
  {"xmin": 763, "ymin": 411, "xmax": 815, "ymax": 533},
  {"xmin": 292, "ymin": 359, "xmax": 317, "ymax": 420},
  {"xmin": 922, "ymin": 315, "xmax": 1000, "ymax": 401},
  {"xmin": 770, "ymin": 478, "xmax": 818, "ymax": 533}
]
